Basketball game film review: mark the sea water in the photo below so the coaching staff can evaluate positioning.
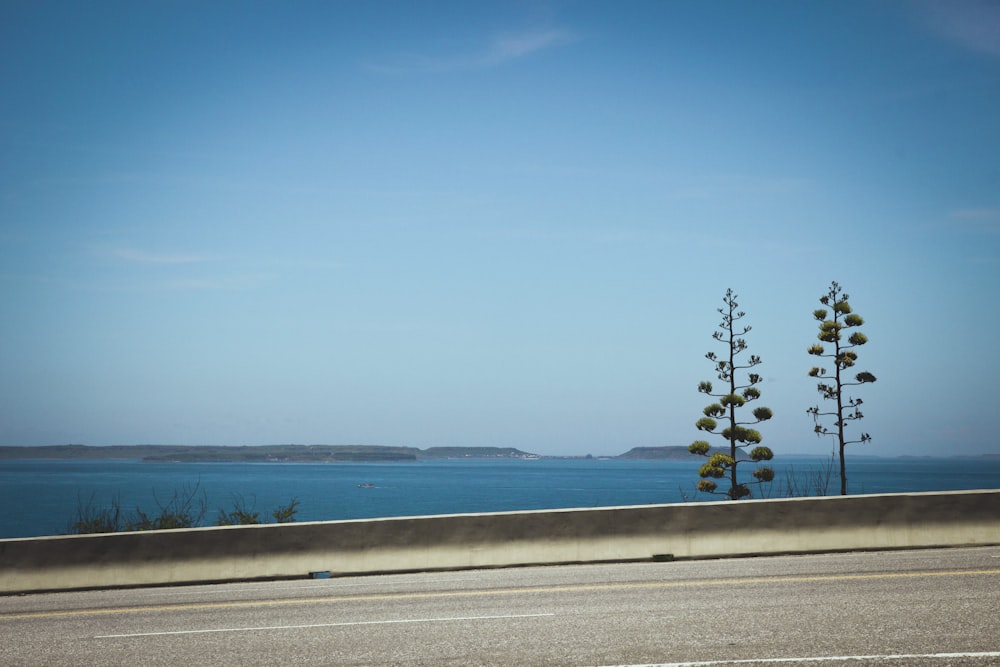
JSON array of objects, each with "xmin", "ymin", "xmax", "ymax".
[{"xmin": 1, "ymin": 456, "xmax": 998, "ymax": 539}]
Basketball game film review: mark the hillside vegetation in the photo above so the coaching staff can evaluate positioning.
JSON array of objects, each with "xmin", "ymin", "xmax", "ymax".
[{"xmin": 0, "ymin": 444, "xmax": 537, "ymax": 462}]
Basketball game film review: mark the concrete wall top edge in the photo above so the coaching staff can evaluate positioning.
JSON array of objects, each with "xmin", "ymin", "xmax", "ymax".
[{"xmin": 2, "ymin": 488, "xmax": 997, "ymax": 546}]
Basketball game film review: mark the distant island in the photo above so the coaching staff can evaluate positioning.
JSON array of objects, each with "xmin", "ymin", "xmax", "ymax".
[
  {"xmin": 0, "ymin": 444, "xmax": 541, "ymax": 463},
  {"xmin": 0, "ymin": 444, "xmax": 993, "ymax": 462},
  {"xmin": 616, "ymin": 446, "xmax": 715, "ymax": 461},
  {"xmin": 0, "ymin": 443, "xmax": 725, "ymax": 462}
]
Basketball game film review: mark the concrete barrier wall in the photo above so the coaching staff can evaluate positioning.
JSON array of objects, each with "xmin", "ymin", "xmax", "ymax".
[{"xmin": 2, "ymin": 489, "xmax": 998, "ymax": 594}]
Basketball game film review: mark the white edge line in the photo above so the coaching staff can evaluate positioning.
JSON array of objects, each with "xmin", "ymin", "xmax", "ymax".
[
  {"xmin": 95, "ymin": 612, "xmax": 555, "ymax": 639},
  {"xmin": 597, "ymin": 652, "xmax": 1000, "ymax": 667}
]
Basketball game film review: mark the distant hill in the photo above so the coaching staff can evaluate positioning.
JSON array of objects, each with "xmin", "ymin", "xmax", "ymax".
[
  {"xmin": 616, "ymin": 446, "xmax": 712, "ymax": 460},
  {"xmin": 0, "ymin": 444, "xmax": 538, "ymax": 463},
  {"xmin": 139, "ymin": 445, "xmax": 423, "ymax": 463},
  {"xmin": 0, "ymin": 444, "xmax": 188, "ymax": 460},
  {"xmin": 420, "ymin": 446, "xmax": 537, "ymax": 459}
]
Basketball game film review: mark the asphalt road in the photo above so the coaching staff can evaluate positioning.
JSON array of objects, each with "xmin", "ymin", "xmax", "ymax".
[{"xmin": 2, "ymin": 546, "xmax": 998, "ymax": 666}]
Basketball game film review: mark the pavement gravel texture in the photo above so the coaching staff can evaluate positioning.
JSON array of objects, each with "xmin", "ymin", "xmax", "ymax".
[{"xmin": 2, "ymin": 546, "xmax": 998, "ymax": 666}]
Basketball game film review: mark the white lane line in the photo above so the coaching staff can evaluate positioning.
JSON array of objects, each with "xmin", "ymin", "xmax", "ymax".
[
  {"xmin": 595, "ymin": 652, "xmax": 1000, "ymax": 667},
  {"xmin": 95, "ymin": 612, "xmax": 555, "ymax": 639}
]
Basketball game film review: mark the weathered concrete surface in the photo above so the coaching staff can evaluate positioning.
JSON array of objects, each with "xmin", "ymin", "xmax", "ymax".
[{"xmin": 2, "ymin": 489, "xmax": 998, "ymax": 594}]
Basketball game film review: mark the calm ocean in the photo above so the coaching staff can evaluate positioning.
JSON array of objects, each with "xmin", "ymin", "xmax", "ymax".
[{"xmin": 1, "ymin": 456, "xmax": 998, "ymax": 539}]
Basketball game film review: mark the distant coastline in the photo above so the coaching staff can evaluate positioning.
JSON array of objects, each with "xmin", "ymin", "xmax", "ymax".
[
  {"xmin": 1, "ymin": 444, "xmax": 709, "ymax": 463},
  {"xmin": 0, "ymin": 444, "xmax": 995, "ymax": 463},
  {"xmin": 0, "ymin": 444, "xmax": 535, "ymax": 463}
]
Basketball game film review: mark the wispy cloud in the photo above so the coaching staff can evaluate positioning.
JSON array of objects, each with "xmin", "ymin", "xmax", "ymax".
[
  {"xmin": 266, "ymin": 257, "xmax": 349, "ymax": 271},
  {"xmin": 162, "ymin": 273, "xmax": 274, "ymax": 291},
  {"xmin": 950, "ymin": 208, "xmax": 1000, "ymax": 233},
  {"xmin": 88, "ymin": 246, "xmax": 345, "ymax": 291},
  {"xmin": 487, "ymin": 29, "xmax": 576, "ymax": 64},
  {"xmin": 370, "ymin": 28, "xmax": 577, "ymax": 74},
  {"xmin": 951, "ymin": 208, "xmax": 1000, "ymax": 220},
  {"xmin": 921, "ymin": 0, "xmax": 1000, "ymax": 59},
  {"xmin": 108, "ymin": 247, "xmax": 220, "ymax": 265}
]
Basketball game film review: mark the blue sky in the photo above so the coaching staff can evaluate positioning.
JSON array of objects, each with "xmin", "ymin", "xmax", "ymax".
[{"xmin": 2, "ymin": 0, "xmax": 998, "ymax": 457}]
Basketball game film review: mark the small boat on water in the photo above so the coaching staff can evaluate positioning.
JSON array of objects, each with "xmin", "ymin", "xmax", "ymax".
[{"xmin": 358, "ymin": 482, "xmax": 376, "ymax": 489}]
